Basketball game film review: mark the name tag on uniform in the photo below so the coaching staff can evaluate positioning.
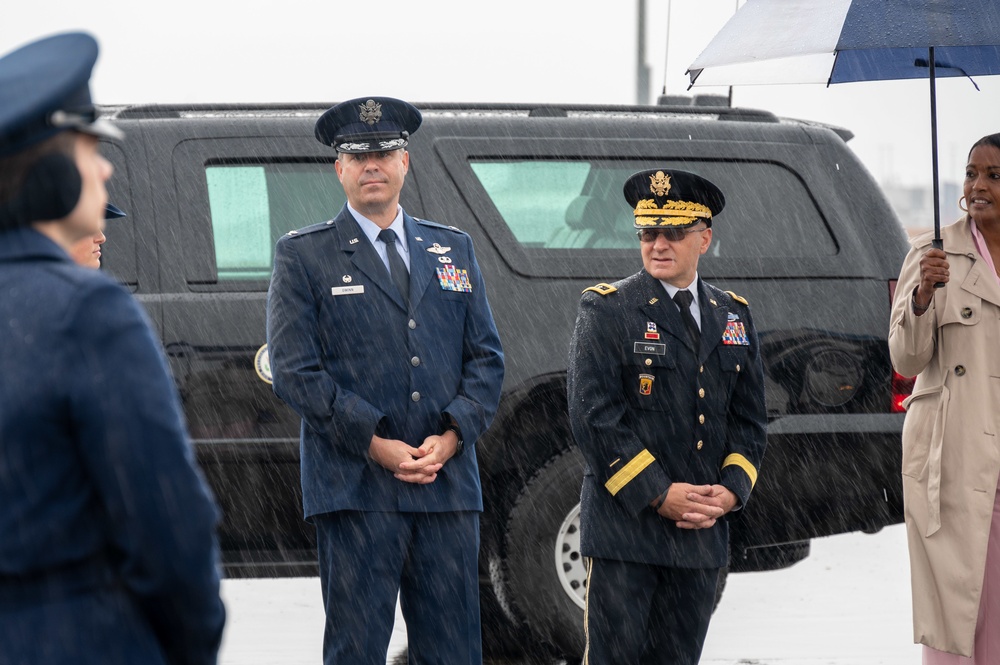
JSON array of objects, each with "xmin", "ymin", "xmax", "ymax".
[
  {"xmin": 634, "ymin": 342, "xmax": 665, "ymax": 355},
  {"xmin": 331, "ymin": 285, "xmax": 365, "ymax": 296}
]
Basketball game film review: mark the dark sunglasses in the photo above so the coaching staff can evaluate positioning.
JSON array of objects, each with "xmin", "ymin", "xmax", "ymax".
[{"xmin": 636, "ymin": 226, "xmax": 707, "ymax": 243}]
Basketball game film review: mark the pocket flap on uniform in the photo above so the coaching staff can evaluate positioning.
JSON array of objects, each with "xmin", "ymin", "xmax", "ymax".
[{"xmin": 719, "ymin": 346, "xmax": 748, "ymax": 373}]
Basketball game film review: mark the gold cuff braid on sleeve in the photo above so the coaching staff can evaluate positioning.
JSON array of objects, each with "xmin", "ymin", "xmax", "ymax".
[
  {"xmin": 605, "ymin": 449, "xmax": 655, "ymax": 496},
  {"xmin": 722, "ymin": 453, "xmax": 758, "ymax": 488}
]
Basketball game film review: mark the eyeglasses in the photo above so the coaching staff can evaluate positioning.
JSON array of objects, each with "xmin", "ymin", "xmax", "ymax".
[{"xmin": 636, "ymin": 226, "xmax": 707, "ymax": 243}]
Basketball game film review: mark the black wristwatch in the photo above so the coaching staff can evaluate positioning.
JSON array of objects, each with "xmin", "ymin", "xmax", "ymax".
[{"xmin": 442, "ymin": 418, "xmax": 464, "ymax": 455}]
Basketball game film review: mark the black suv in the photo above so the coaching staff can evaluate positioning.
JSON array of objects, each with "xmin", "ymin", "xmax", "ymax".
[{"xmin": 98, "ymin": 99, "xmax": 909, "ymax": 661}]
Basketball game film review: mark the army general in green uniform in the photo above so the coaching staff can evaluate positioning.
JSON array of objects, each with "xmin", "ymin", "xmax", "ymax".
[{"xmin": 567, "ymin": 169, "xmax": 766, "ymax": 664}]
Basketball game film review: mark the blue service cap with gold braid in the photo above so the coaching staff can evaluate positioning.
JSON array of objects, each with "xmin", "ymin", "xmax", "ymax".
[
  {"xmin": 0, "ymin": 32, "xmax": 123, "ymax": 158},
  {"xmin": 314, "ymin": 96, "xmax": 422, "ymax": 153},
  {"xmin": 623, "ymin": 169, "xmax": 725, "ymax": 229}
]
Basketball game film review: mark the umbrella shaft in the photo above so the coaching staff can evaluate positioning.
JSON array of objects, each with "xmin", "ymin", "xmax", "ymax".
[{"xmin": 929, "ymin": 47, "xmax": 942, "ymax": 243}]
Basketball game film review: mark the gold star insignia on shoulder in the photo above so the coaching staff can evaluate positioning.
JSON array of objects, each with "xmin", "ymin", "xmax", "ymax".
[
  {"xmin": 725, "ymin": 290, "xmax": 749, "ymax": 305},
  {"xmin": 583, "ymin": 283, "xmax": 617, "ymax": 296}
]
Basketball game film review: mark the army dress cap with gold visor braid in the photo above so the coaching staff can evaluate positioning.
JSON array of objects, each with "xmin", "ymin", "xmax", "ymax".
[
  {"xmin": 624, "ymin": 168, "xmax": 725, "ymax": 229},
  {"xmin": 314, "ymin": 96, "xmax": 422, "ymax": 154}
]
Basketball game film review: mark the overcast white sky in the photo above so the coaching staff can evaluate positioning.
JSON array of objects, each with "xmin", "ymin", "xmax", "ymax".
[{"xmin": 4, "ymin": 0, "xmax": 999, "ymax": 197}]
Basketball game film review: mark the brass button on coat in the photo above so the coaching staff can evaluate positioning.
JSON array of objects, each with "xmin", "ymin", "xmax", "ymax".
[
  {"xmin": 645, "ymin": 358, "xmax": 652, "ymax": 366},
  {"xmin": 698, "ymin": 388, "xmax": 705, "ymax": 398},
  {"xmin": 696, "ymin": 440, "xmax": 704, "ymax": 450},
  {"xmin": 736, "ymin": 364, "xmax": 741, "ymax": 372},
  {"xmin": 955, "ymin": 365, "xmax": 966, "ymax": 376},
  {"xmin": 961, "ymin": 307, "xmax": 973, "ymax": 319},
  {"xmin": 698, "ymin": 414, "xmax": 705, "ymax": 424}
]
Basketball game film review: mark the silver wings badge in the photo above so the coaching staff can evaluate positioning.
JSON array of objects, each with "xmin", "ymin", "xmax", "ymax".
[{"xmin": 426, "ymin": 243, "xmax": 451, "ymax": 255}]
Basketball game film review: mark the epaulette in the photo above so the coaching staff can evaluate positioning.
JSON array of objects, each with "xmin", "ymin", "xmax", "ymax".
[
  {"xmin": 284, "ymin": 219, "xmax": 337, "ymax": 238},
  {"xmin": 725, "ymin": 290, "xmax": 749, "ymax": 306},
  {"xmin": 414, "ymin": 217, "xmax": 467, "ymax": 235},
  {"xmin": 583, "ymin": 283, "xmax": 617, "ymax": 296}
]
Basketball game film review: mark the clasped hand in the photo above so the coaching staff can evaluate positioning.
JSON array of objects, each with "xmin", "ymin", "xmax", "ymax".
[
  {"xmin": 368, "ymin": 432, "xmax": 460, "ymax": 484},
  {"xmin": 655, "ymin": 483, "xmax": 737, "ymax": 529}
]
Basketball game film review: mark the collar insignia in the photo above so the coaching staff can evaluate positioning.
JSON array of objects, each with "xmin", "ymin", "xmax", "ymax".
[
  {"xmin": 349, "ymin": 237, "xmax": 360, "ymax": 244},
  {"xmin": 358, "ymin": 99, "xmax": 382, "ymax": 125}
]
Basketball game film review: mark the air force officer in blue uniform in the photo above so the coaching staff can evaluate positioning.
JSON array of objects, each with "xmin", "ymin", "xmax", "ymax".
[
  {"xmin": 568, "ymin": 170, "xmax": 766, "ymax": 664},
  {"xmin": 0, "ymin": 33, "xmax": 225, "ymax": 665},
  {"xmin": 267, "ymin": 97, "xmax": 504, "ymax": 664}
]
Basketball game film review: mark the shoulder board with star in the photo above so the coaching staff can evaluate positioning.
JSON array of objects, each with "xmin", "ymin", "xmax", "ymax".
[
  {"xmin": 725, "ymin": 290, "xmax": 749, "ymax": 306},
  {"xmin": 283, "ymin": 219, "xmax": 338, "ymax": 238},
  {"xmin": 582, "ymin": 282, "xmax": 618, "ymax": 296},
  {"xmin": 414, "ymin": 217, "xmax": 468, "ymax": 236}
]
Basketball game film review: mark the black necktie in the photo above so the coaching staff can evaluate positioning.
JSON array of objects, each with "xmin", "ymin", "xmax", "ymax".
[
  {"xmin": 672, "ymin": 290, "xmax": 700, "ymax": 348},
  {"xmin": 378, "ymin": 229, "xmax": 409, "ymax": 307}
]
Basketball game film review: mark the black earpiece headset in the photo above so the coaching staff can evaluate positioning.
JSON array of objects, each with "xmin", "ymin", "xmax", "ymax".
[{"xmin": 0, "ymin": 151, "xmax": 82, "ymax": 228}]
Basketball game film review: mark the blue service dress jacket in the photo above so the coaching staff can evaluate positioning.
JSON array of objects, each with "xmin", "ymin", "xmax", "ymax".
[
  {"xmin": 0, "ymin": 228, "xmax": 225, "ymax": 665},
  {"xmin": 267, "ymin": 205, "xmax": 505, "ymax": 518},
  {"xmin": 568, "ymin": 271, "xmax": 767, "ymax": 569}
]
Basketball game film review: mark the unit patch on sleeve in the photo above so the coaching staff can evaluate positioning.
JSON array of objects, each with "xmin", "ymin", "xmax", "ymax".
[{"xmin": 436, "ymin": 265, "xmax": 472, "ymax": 292}]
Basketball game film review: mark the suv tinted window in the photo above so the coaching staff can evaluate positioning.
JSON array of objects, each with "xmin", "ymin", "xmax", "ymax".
[
  {"xmin": 205, "ymin": 162, "xmax": 346, "ymax": 281},
  {"xmin": 469, "ymin": 158, "xmax": 837, "ymax": 257}
]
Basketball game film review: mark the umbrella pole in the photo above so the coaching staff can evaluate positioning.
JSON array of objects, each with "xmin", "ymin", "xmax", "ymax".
[{"xmin": 929, "ymin": 47, "xmax": 946, "ymax": 288}]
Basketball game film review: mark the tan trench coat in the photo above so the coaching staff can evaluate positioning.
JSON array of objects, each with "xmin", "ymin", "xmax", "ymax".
[{"xmin": 888, "ymin": 217, "xmax": 1000, "ymax": 657}]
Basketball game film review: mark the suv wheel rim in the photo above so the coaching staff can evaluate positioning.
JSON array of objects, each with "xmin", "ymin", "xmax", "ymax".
[{"xmin": 554, "ymin": 503, "xmax": 587, "ymax": 610}]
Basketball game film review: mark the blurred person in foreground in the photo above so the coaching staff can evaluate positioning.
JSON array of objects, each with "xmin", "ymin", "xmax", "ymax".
[
  {"xmin": 69, "ymin": 203, "xmax": 123, "ymax": 268},
  {"xmin": 0, "ymin": 33, "xmax": 225, "ymax": 665},
  {"xmin": 567, "ymin": 169, "xmax": 766, "ymax": 664},
  {"xmin": 889, "ymin": 134, "xmax": 1000, "ymax": 663},
  {"xmin": 267, "ymin": 97, "xmax": 504, "ymax": 664}
]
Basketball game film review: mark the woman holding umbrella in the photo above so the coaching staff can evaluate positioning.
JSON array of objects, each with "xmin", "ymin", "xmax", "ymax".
[{"xmin": 889, "ymin": 134, "xmax": 1000, "ymax": 662}]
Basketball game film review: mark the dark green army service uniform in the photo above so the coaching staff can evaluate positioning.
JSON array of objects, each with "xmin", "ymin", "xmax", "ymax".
[{"xmin": 567, "ymin": 169, "xmax": 767, "ymax": 664}]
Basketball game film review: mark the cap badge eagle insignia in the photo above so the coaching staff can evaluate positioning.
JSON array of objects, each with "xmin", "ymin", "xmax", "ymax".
[
  {"xmin": 649, "ymin": 171, "xmax": 671, "ymax": 196},
  {"xmin": 359, "ymin": 99, "xmax": 382, "ymax": 125}
]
